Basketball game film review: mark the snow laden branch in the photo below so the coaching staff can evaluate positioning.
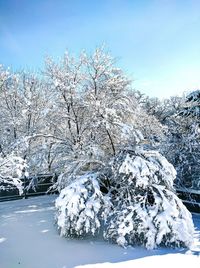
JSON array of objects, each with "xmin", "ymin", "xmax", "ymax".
[{"xmin": 55, "ymin": 173, "xmax": 112, "ymax": 236}]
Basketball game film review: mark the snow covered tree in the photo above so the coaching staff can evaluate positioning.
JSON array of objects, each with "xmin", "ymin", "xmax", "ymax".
[
  {"xmin": 178, "ymin": 90, "xmax": 200, "ymax": 117},
  {"xmin": 162, "ymin": 91, "xmax": 200, "ymax": 189},
  {"xmin": 0, "ymin": 66, "xmax": 53, "ymax": 175},
  {"xmin": 163, "ymin": 117, "xmax": 200, "ymax": 189},
  {"xmin": 83, "ymin": 48, "xmax": 132, "ymax": 156},
  {"xmin": 45, "ymin": 48, "xmax": 165, "ymax": 190},
  {"xmin": 0, "ymin": 65, "xmax": 20, "ymax": 154},
  {"xmin": 142, "ymin": 95, "xmax": 184, "ymax": 124}
]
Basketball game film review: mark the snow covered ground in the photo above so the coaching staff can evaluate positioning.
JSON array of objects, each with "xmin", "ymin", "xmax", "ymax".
[{"xmin": 0, "ymin": 195, "xmax": 200, "ymax": 268}]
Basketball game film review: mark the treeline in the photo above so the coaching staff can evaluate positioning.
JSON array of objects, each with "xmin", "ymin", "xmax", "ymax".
[{"xmin": 0, "ymin": 48, "xmax": 199, "ymax": 191}]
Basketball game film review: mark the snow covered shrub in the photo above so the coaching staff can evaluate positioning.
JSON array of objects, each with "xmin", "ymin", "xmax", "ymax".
[
  {"xmin": 0, "ymin": 153, "xmax": 27, "ymax": 195},
  {"xmin": 55, "ymin": 147, "xmax": 194, "ymax": 249},
  {"xmin": 104, "ymin": 148, "xmax": 195, "ymax": 249},
  {"xmin": 55, "ymin": 173, "xmax": 112, "ymax": 237}
]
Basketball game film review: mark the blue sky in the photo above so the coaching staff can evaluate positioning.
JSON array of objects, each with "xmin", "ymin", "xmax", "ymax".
[{"xmin": 0, "ymin": 0, "xmax": 200, "ymax": 98}]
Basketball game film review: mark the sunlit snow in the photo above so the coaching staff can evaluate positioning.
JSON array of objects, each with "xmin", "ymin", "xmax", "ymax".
[{"xmin": 0, "ymin": 195, "xmax": 199, "ymax": 268}]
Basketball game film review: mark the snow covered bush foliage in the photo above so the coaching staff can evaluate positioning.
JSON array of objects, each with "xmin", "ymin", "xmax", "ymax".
[
  {"xmin": 0, "ymin": 153, "xmax": 27, "ymax": 195},
  {"xmin": 55, "ymin": 173, "xmax": 112, "ymax": 237},
  {"xmin": 55, "ymin": 146, "xmax": 195, "ymax": 249},
  {"xmin": 104, "ymin": 148, "xmax": 194, "ymax": 249}
]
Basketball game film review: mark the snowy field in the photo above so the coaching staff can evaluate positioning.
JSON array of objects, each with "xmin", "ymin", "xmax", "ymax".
[{"xmin": 0, "ymin": 195, "xmax": 200, "ymax": 268}]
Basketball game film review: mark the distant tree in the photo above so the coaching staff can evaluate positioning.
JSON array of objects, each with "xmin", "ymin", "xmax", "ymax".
[
  {"xmin": 142, "ymin": 95, "xmax": 184, "ymax": 124},
  {"xmin": 178, "ymin": 90, "xmax": 200, "ymax": 117},
  {"xmin": 0, "ymin": 67, "xmax": 53, "ymax": 175},
  {"xmin": 162, "ymin": 91, "xmax": 200, "ymax": 189}
]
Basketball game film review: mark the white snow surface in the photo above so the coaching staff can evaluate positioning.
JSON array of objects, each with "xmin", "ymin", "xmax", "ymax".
[{"xmin": 0, "ymin": 195, "xmax": 200, "ymax": 268}]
